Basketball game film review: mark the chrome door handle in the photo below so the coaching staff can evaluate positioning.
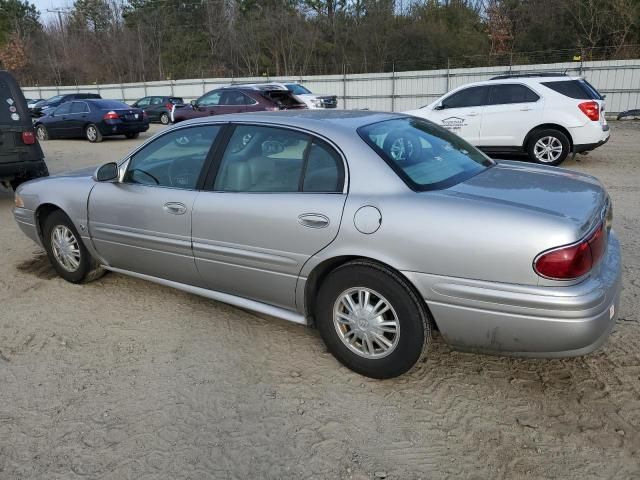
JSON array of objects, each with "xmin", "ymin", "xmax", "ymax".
[
  {"xmin": 163, "ymin": 202, "xmax": 187, "ymax": 215},
  {"xmin": 520, "ymin": 107, "xmax": 533, "ymax": 111},
  {"xmin": 298, "ymin": 213, "xmax": 330, "ymax": 228},
  {"xmin": 466, "ymin": 112, "xmax": 479, "ymax": 117}
]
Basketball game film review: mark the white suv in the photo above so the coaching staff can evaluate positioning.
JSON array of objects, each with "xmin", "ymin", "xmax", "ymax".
[{"xmin": 404, "ymin": 74, "xmax": 610, "ymax": 165}]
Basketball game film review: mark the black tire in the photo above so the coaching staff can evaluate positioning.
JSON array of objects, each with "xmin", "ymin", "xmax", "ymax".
[
  {"xmin": 125, "ymin": 132, "xmax": 140, "ymax": 139},
  {"xmin": 35, "ymin": 124, "xmax": 49, "ymax": 141},
  {"xmin": 160, "ymin": 112, "xmax": 170, "ymax": 125},
  {"xmin": 85, "ymin": 124, "xmax": 103, "ymax": 143},
  {"xmin": 42, "ymin": 210, "xmax": 105, "ymax": 284},
  {"xmin": 316, "ymin": 260, "xmax": 431, "ymax": 379},
  {"xmin": 10, "ymin": 163, "xmax": 49, "ymax": 191},
  {"xmin": 526, "ymin": 129, "xmax": 570, "ymax": 166}
]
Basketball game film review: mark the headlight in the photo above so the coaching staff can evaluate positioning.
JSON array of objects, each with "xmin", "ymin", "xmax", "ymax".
[{"xmin": 14, "ymin": 194, "xmax": 24, "ymax": 208}]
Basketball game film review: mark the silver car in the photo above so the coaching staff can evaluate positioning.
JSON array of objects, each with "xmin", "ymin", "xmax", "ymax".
[{"xmin": 13, "ymin": 111, "xmax": 622, "ymax": 378}]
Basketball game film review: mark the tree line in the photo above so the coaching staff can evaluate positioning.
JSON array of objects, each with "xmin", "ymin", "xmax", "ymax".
[{"xmin": 0, "ymin": 0, "xmax": 638, "ymax": 86}]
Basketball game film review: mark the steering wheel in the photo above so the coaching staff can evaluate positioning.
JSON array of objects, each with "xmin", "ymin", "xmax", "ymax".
[
  {"xmin": 382, "ymin": 130, "xmax": 421, "ymax": 164},
  {"xmin": 168, "ymin": 156, "xmax": 200, "ymax": 188},
  {"xmin": 128, "ymin": 168, "xmax": 160, "ymax": 185}
]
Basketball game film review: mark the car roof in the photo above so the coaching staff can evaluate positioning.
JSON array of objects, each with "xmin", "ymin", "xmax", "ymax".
[
  {"xmin": 457, "ymin": 75, "xmax": 583, "ymax": 88},
  {"xmin": 180, "ymin": 110, "xmax": 402, "ymax": 136}
]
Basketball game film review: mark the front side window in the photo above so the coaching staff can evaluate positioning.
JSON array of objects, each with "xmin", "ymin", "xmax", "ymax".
[
  {"xmin": 358, "ymin": 117, "xmax": 493, "ymax": 191},
  {"xmin": 124, "ymin": 125, "xmax": 221, "ymax": 189},
  {"xmin": 198, "ymin": 90, "xmax": 222, "ymax": 106},
  {"xmin": 214, "ymin": 125, "xmax": 343, "ymax": 193},
  {"xmin": 54, "ymin": 103, "xmax": 72, "ymax": 115},
  {"xmin": 489, "ymin": 84, "xmax": 539, "ymax": 104},
  {"xmin": 441, "ymin": 86, "xmax": 489, "ymax": 109}
]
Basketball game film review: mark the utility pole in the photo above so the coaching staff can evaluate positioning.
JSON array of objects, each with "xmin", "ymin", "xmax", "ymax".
[{"xmin": 47, "ymin": 8, "xmax": 71, "ymax": 31}]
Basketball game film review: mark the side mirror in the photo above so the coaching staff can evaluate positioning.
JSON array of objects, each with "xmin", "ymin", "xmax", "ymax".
[
  {"xmin": 434, "ymin": 103, "xmax": 445, "ymax": 111},
  {"xmin": 190, "ymin": 99, "xmax": 197, "ymax": 107},
  {"xmin": 94, "ymin": 162, "xmax": 119, "ymax": 182}
]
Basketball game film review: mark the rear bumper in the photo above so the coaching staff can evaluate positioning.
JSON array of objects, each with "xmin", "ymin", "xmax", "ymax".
[
  {"xmin": 0, "ymin": 159, "xmax": 49, "ymax": 181},
  {"xmin": 99, "ymin": 122, "xmax": 149, "ymax": 136},
  {"xmin": 574, "ymin": 134, "xmax": 610, "ymax": 154},
  {"xmin": 403, "ymin": 231, "xmax": 622, "ymax": 357}
]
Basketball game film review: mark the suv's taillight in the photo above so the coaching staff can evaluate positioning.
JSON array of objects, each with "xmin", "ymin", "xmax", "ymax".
[
  {"xmin": 534, "ymin": 222, "xmax": 606, "ymax": 280},
  {"xmin": 578, "ymin": 101, "xmax": 600, "ymax": 121},
  {"xmin": 21, "ymin": 131, "xmax": 36, "ymax": 145},
  {"xmin": 103, "ymin": 111, "xmax": 119, "ymax": 120}
]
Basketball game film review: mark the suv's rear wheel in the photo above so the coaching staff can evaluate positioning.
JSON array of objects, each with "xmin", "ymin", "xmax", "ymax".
[
  {"xmin": 316, "ymin": 260, "xmax": 431, "ymax": 379},
  {"xmin": 527, "ymin": 129, "xmax": 570, "ymax": 166},
  {"xmin": 42, "ymin": 210, "xmax": 104, "ymax": 283}
]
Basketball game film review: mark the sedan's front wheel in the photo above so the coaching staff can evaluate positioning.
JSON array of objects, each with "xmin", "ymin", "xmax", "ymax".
[
  {"xmin": 42, "ymin": 210, "xmax": 104, "ymax": 283},
  {"xmin": 316, "ymin": 260, "xmax": 431, "ymax": 379}
]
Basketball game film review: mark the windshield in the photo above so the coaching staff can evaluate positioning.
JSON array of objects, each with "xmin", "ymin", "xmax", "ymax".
[
  {"xmin": 285, "ymin": 84, "xmax": 311, "ymax": 95},
  {"xmin": 358, "ymin": 117, "xmax": 493, "ymax": 191},
  {"xmin": 44, "ymin": 95, "xmax": 64, "ymax": 105}
]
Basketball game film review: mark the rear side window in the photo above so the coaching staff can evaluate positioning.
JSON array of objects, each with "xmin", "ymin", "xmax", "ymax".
[
  {"xmin": 262, "ymin": 91, "xmax": 302, "ymax": 107},
  {"xmin": 442, "ymin": 86, "xmax": 489, "ymax": 109},
  {"xmin": 70, "ymin": 102, "xmax": 89, "ymax": 113},
  {"xmin": 214, "ymin": 125, "xmax": 343, "ymax": 193},
  {"xmin": 489, "ymin": 84, "xmax": 539, "ymax": 104},
  {"xmin": 542, "ymin": 80, "xmax": 603, "ymax": 100}
]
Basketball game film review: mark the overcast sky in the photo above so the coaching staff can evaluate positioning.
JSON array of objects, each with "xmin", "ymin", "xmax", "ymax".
[{"xmin": 32, "ymin": 0, "xmax": 74, "ymax": 23}]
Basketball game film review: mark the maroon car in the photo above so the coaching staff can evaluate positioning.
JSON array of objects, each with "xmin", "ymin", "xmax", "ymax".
[{"xmin": 172, "ymin": 86, "xmax": 306, "ymax": 122}]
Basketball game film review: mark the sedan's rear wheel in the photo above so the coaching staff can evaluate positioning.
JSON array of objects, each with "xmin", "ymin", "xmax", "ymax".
[
  {"xmin": 86, "ymin": 124, "xmax": 103, "ymax": 143},
  {"xmin": 160, "ymin": 112, "xmax": 170, "ymax": 125},
  {"xmin": 316, "ymin": 260, "xmax": 431, "ymax": 379},
  {"xmin": 42, "ymin": 210, "xmax": 104, "ymax": 283},
  {"xmin": 527, "ymin": 129, "xmax": 570, "ymax": 166}
]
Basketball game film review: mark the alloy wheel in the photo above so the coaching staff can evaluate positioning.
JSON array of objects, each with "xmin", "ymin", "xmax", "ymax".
[
  {"xmin": 533, "ymin": 136, "xmax": 563, "ymax": 163},
  {"xmin": 333, "ymin": 287, "xmax": 400, "ymax": 359},
  {"xmin": 86, "ymin": 126, "xmax": 97, "ymax": 142},
  {"xmin": 51, "ymin": 225, "xmax": 81, "ymax": 272}
]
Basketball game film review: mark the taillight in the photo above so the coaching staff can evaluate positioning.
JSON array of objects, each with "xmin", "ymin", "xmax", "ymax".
[
  {"xmin": 21, "ymin": 131, "xmax": 36, "ymax": 145},
  {"xmin": 578, "ymin": 101, "xmax": 600, "ymax": 121},
  {"xmin": 103, "ymin": 111, "xmax": 119, "ymax": 120},
  {"xmin": 143, "ymin": 111, "xmax": 148, "ymax": 119},
  {"xmin": 534, "ymin": 223, "xmax": 606, "ymax": 280},
  {"xmin": 165, "ymin": 103, "xmax": 172, "ymax": 109}
]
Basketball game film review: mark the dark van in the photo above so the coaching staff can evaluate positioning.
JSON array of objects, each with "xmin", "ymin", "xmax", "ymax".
[{"xmin": 0, "ymin": 71, "xmax": 48, "ymax": 190}]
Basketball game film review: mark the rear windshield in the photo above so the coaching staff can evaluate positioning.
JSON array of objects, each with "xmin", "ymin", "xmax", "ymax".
[
  {"xmin": 542, "ymin": 80, "xmax": 603, "ymax": 100},
  {"xmin": 169, "ymin": 97, "xmax": 183, "ymax": 104},
  {"xmin": 358, "ymin": 117, "xmax": 493, "ymax": 191},
  {"xmin": 93, "ymin": 100, "xmax": 131, "ymax": 109},
  {"xmin": 262, "ymin": 90, "xmax": 302, "ymax": 107},
  {"xmin": 285, "ymin": 84, "xmax": 311, "ymax": 95}
]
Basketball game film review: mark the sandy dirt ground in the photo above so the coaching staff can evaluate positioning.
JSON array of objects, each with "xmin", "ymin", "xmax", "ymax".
[{"xmin": 0, "ymin": 123, "xmax": 639, "ymax": 480}]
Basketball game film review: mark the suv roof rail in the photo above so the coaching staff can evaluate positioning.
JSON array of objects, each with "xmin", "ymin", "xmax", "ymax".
[
  {"xmin": 489, "ymin": 72, "xmax": 569, "ymax": 80},
  {"xmin": 222, "ymin": 82, "xmax": 287, "ymax": 91}
]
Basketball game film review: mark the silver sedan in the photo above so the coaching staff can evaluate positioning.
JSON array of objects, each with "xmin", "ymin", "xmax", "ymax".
[{"xmin": 13, "ymin": 111, "xmax": 622, "ymax": 378}]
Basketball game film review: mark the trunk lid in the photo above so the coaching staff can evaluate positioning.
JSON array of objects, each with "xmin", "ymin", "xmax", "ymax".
[
  {"xmin": 445, "ymin": 160, "xmax": 607, "ymax": 236},
  {"xmin": 112, "ymin": 108, "xmax": 145, "ymax": 123}
]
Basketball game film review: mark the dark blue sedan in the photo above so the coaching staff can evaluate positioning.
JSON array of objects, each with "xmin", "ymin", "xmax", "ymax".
[{"xmin": 34, "ymin": 99, "xmax": 150, "ymax": 143}]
